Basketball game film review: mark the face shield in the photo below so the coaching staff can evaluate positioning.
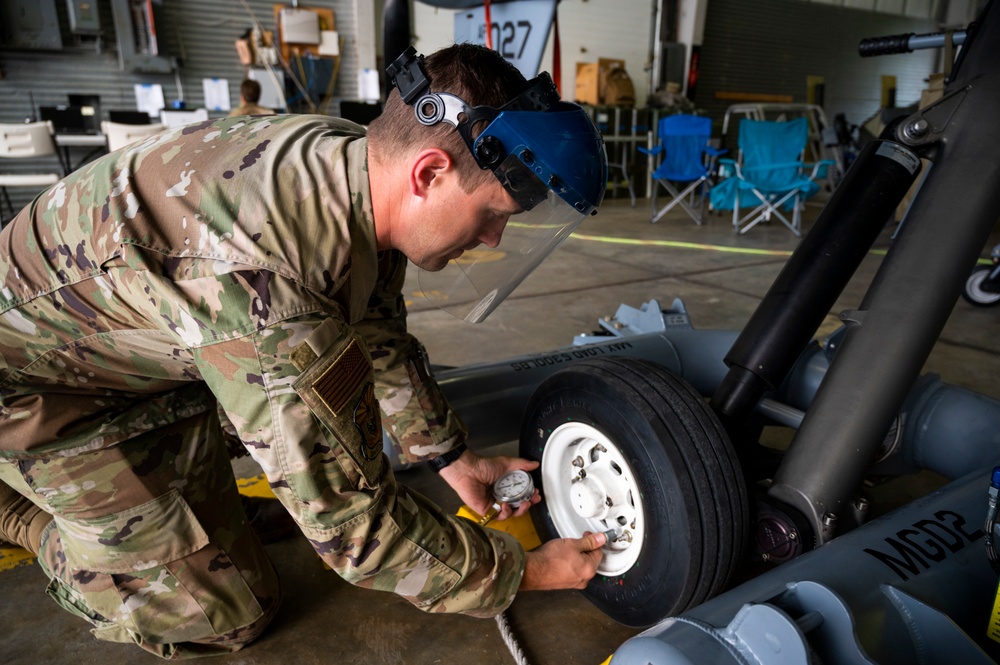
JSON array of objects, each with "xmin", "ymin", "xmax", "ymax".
[{"xmin": 388, "ymin": 47, "xmax": 608, "ymax": 323}]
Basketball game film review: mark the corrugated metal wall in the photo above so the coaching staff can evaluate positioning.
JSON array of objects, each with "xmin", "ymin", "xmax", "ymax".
[
  {"xmin": 0, "ymin": 0, "xmax": 359, "ymax": 213},
  {"xmin": 696, "ymin": 0, "xmax": 938, "ymax": 139}
]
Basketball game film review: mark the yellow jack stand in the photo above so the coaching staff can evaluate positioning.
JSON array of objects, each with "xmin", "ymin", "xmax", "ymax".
[{"xmin": 456, "ymin": 505, "xmax": 542, "ymax": 551}]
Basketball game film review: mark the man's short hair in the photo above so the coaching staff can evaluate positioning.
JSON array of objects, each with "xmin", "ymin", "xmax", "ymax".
[
  {"xmin": 241, "ymin": 79, "xmax": 262, "ymax": 104},
  {"xmin": 367, "ymin": 44, "xmax": 530, "ymax": 192}
]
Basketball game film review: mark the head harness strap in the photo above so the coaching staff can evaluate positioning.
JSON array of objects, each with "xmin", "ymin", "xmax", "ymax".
[{"xmin": 387, "ymin": 46, "xmax": 560, "ymax": 169}]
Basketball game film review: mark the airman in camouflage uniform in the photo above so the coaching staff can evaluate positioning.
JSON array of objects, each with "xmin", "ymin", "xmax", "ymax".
[{"xmin": 0, "ymin": 44, "xmax": 606, "ymax": 659}]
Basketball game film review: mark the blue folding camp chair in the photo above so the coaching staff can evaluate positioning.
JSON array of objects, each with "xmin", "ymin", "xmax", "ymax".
[
  {"xmin": 639, "ymin": 114, "xmax": 726, "ymax": 225},
  {"xmin": 710, "ymin": 117, "xmax": 834, "ymax": 237}
]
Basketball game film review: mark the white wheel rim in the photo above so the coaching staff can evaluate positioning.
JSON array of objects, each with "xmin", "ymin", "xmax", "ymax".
[
  {"xmin": 967, "ymin": 269, "xmax": 1000, "ymax": 303},
  {"xmin": 540, "ymin": 422, "xmax": 646, "ymax": 576}
]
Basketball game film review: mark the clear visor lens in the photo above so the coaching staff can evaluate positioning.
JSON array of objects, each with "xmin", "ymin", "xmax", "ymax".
[{"xmin": 417, "ymin": 189, "xmax": 587, "ymax": 323}]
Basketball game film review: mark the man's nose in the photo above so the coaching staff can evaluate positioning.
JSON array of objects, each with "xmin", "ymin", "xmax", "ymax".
[{"xmin": 479, "ymin": 219, "xmax": 507, "ymax": 248}]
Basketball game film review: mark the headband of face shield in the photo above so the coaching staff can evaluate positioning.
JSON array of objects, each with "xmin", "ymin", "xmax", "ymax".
[{"xmin": 387, "ymin": 47, "xmax": 608, "ymax": 322}]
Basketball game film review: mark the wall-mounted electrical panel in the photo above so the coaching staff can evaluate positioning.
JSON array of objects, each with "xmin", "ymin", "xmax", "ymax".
[
  {"xmin": 67, "ymin": 0, "xmax": 102, "ymax": 36},
  {"xmin": 110, "ymin": 0, "xmax": 173, "ymax": 73}
]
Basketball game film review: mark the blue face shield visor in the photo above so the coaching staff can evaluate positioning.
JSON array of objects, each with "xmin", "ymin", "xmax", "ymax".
[{"xmin": 389, "ymin": 47, "xmax": 608, "ymax": 322}]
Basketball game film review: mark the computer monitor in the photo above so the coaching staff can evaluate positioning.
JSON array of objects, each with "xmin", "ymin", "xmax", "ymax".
[
  {"xmin": 108, "ymin": 110, "xmax": 150, "ymax": 125},
  {"xmin": 67, "ymin": 94, "xmax": 101, "ymax": 133},
  {"xmin": 160, "ymin": 108, "xmax": 209, "ymax": 129},
  {"xmin": 248, "ymin": 67, "xmax": 285, "ymax": 110},
  {"xmin": 39, "ymin": 106, "xmax": 89, "ymax": 134}
]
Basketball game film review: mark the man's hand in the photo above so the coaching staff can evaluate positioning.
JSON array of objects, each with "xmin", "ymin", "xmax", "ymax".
[
  {"xmin": 520, "ymin": 532, "xmax": 607, "ymax": 591},
  {"xmin": 437, "ymin": 449, "xmax": 541, "ymax": 521}
]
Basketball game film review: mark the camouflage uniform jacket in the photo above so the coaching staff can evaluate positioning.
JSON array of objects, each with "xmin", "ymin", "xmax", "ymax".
[{"xmin": 0, "ymin": 114, "xmax": 525, "ymax": 616}]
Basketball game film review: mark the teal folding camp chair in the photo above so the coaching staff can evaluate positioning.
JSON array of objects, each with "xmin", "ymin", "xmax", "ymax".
[
  {"xmin": 639, "ymin": 114, "xmax": 726, "ymax": 224},
  {"xmin": 710, "ymin": 117, "xmax": 834, "ymax": 237}
]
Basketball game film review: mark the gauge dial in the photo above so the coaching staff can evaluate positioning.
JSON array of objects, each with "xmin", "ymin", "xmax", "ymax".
[{"xmin": 492, "ymin": 469, "xmax": 534, "ymax": 507}]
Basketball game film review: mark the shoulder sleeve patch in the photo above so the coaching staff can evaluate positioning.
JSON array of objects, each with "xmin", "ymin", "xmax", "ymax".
[
  {"xmin": 293, "ymin": 330, "xmax": 385, "ymax": 489},
  {"xmin": 313, "ymin": 339, "xmax": 367, "ymax": 415}
]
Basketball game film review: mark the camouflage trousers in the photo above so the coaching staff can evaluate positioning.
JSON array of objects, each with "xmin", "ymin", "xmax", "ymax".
[{"xmin": 0, "ymin": 409, "xmax": 281, "ymax": 660}]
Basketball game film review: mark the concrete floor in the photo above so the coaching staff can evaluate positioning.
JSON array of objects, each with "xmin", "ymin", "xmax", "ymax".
[{"xmin": 3, "ymin": 194, "xmax": 1000, "ymax": 665}]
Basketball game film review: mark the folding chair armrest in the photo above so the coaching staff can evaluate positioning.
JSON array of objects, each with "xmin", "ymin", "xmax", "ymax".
[
  {"xmin": 637, "ymin": 145, "xmax": 662, "ymax": 156},
  {"xmin": 741, "ymin": 161, "xmax": 806, "ymax": 174},
  {"xmin": 703, "ymin": 147, "xmax": 728, "ymax": 173},
  {"xmin": 718, "ymin": 158, "xmax": 741, "ymax": 179},
  {"xmin": 806, "ymin": 159, "xmax": 837, "ymax": 179}
]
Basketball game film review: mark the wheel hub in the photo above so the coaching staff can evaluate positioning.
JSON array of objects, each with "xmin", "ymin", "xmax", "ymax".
[
  {"xmin": 540, "ymin": 422, "xmax": 646, "ymax": 577},
  {"xmin": 570, "ymin": 476, "xmax": 610, "ymax": 519}
]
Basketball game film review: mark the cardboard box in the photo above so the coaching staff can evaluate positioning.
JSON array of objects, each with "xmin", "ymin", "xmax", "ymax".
[
  {"xmin": 597, "ymin": 58, "xmax": 626, "ymax": 99},
  {"xmin": 575, "ymin": 62, "xmax": 600, "ymax": 105},
  {"xmin": 575, "ymin": 58, "xmax": 629, "ymax": 106}
]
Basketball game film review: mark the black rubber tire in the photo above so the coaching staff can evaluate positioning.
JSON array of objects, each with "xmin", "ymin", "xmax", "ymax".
[
  {"xmin": 519, "ymin": 357, "xmax": 748, "ymax": 628},
  {"xmin": 962, "ymin": 265, "xmax": 1000, "ymax": 307}
]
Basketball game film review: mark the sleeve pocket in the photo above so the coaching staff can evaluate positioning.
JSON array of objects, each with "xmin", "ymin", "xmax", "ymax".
[{"xmin": 293, "ymin": 330, "xmax": 386, "ymax": 489}]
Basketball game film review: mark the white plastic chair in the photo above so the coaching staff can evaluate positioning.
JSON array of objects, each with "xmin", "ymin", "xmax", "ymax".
[
  {"xmin": 0, "ymin": 121, "xmax": 61, "ymax": 223},
  {"xmin": 101, "ymin": 121, "xmax": 167, "ymax": 152}
]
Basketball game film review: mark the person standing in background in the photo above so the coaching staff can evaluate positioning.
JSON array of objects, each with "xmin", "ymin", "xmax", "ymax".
[{"xmin": 230, "ymin": 78, "xmax": 276, "ymax": 116}]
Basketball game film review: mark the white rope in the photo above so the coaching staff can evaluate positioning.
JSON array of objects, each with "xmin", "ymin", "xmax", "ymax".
[{"xmin": 495, "ymin": 610, "xmax": 531, "ymax": 665}]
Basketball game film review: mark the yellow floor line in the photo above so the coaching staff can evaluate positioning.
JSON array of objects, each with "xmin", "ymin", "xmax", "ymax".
[
  {"xmin": 568, "ymin": 232, "xmax": 995, "ymax": 265},
  {"xmin": 570, "ymin": 231, "xmax": 796, "ymax": 257}
]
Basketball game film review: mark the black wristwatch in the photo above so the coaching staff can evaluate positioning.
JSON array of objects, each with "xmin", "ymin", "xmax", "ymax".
[{"xmin": 428, "ymin": 442, "xmax": 467, "ymax": 473}]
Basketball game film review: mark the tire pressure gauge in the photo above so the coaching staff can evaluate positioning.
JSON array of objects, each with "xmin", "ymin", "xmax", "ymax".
[
  {"xmin": 493, "ymin": 469, "xmax": 534, "ymax": 507},
  {"xmin": 478, "ymin": 470, "xmax": 535, "ymax": 525}
]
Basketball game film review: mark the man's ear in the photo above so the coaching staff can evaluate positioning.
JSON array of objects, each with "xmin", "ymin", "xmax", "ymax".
[{"xmin": 409, "ymin": 148, "xmax": 454, "ymax": 198}]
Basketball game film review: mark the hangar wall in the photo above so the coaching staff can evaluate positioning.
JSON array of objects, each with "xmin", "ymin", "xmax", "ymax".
[
  {"xmin": 697, "ymin": 0, "xmax": 940, "ymax": 132},
  {"xmin": 0, "ymin": 0, "xmax": 965, "ymax": 215},
  {"xmin": 411, "ymin": 0, "xmax": 943, "ymax": 132}
]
